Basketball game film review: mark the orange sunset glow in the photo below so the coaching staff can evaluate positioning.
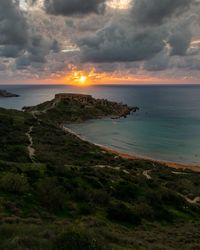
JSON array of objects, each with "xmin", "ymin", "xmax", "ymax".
[
  {"xmin": 48, "ymin": 64, "xmax": 199, "ymax": 86},
  {"xmin": 57, "ymin": 64, "xmax": 164, "ymax": 87},
  {"xmin": 63, "ymin": 66, "xmax": 93, "ymax": 86}
]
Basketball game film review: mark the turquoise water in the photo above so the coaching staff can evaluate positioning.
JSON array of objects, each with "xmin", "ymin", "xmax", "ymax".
[{"xmin": 1, "ymin": 84, "xmax": 200, "ymax": 164}]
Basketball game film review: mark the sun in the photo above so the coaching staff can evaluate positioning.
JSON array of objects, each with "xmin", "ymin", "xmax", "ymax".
[
  {"xmin": 71, "ymin": 71, "xmax": 90, "ymax": 86},
  {"xmin": 79, "ymin": 75, "xmax": 87, "ymax": 85},
  {"xmin": 64, "ymin": 65, "xmax": 98, "ymax": 86}
]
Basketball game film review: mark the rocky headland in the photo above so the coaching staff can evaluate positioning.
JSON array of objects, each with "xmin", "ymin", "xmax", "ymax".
[
  {"xmin": 23, "ymin": 93, "xmax": 139, "ymax": 122},
  {"xmin": 0, "ymin": 90, "xmax": 19, "ymax": 98}
]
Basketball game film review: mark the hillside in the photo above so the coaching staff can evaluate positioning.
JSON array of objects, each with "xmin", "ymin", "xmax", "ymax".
[{"xmin": 0, "ymin": 94, "xmax": 200, "ymax": 250}]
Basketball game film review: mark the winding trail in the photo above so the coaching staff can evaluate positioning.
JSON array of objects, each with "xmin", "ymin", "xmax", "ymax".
[
  {"xmin": 25, "ymin": 102, "xmax": 58, "ymax": 162},
  {"xmin": 143, "ymin": 170, "xmax": 152, "ymax": 180},
  {"xmin": 26, "ymin": 126, "xmax": 35, "ymax": 162},
  {"xmin": 178, "ymin": 193, "xmax": 200, "ymax": 204}
]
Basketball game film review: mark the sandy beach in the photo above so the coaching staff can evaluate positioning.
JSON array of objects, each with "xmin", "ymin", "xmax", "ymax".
[
  {"xmin": 63, "ymin": 126, "xmax": 200, "ymax": 173},
  {"xmin": 102, "ymin": 146, "xmax": 200, "ymax": 173}
]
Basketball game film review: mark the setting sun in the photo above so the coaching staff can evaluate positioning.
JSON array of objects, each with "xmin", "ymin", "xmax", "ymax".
[
  {"xmin": 79, "ymin": 75, "xmax": 87, "ymax": 85},
  {"xmin": 63, "ymin": 65, "xmax": 95, "ymax": 86}
]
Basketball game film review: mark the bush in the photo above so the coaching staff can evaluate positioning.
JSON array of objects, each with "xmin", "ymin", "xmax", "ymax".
[
  {"xmin": 37, "ymin": 177, "xmax": 66, "ymax": 212},
  {"xmin": 112, "ymin": 181, "xmax": 138, "ymax": 202},
  {"xmin": 0, "ymin": 173, "xmax": 29, "ymax": 194},
  {"xmin": 107, "ymin": 202, "xmax": 141, "ymax": 225},
  {"xmin": 53, "ymin": 228, "xmax": 109, "ymax": 250},
  {"xmin": 160, "ymin": 188, "xmax": 185, "ymax": 208},
  {"xmin": 90, "ymin": 190, "xmax": 110, "ymax": 206},
  {"xmin": 134, "ymin": 203, "xmax": 154, "ymax": 220},
  {"xmin": 79, "ymin": 203, "xmax": 95, "ymax": 216},
  {"xmin": 8, "ymin": 236, "xmax": 40, "ymax": 250},
  {"xmin": 145, "ymin": 190, "xmax": 173, "ymax": 221}
]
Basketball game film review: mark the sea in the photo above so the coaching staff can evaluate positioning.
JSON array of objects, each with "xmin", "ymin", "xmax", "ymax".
[{"xmin": 1, "ymin": 84, "xmax": 200, "ymax": 165}]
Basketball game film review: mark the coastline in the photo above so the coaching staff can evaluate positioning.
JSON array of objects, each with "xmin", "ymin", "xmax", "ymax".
[
  {"xmin": 63, "ymin": 125, "xmax": 200, "ymax": 173},
  {"xmin": 102, "ymin": 146, "xmax": 200, "ymax": 173}
]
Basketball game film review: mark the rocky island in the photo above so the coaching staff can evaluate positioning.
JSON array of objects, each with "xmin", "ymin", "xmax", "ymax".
[
  {"xmin": 0, "ymin": 89, "xmax": 19, "ymax": 98},
  {"xmin": 0, "ymin": 93, "xmax": 200, "ymax": 250}
]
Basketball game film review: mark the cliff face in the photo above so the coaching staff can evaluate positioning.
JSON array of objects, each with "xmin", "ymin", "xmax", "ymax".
[{"xmin": 24, "ymin": 93, "xmax": 139, "ymax": 123}]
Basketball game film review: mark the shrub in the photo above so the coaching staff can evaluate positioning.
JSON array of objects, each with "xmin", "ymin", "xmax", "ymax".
[
  {"xmin": 112, "ymin": 181, "xmax": 139, "ymax": 202},
  {"xmin": 0, "ymin": 173, "xmax": 29, "ymax": 194},
  {"xmin": 134, "ymin": 203, "xmax": 154, "ymax": 220},
  {"xmin": 8, "ymin": 236, "xmax": 40, "ymax": 250},
  {"xmin": 107, "ymin": 202, "xmax": 141, "ymax": 225},
  {"xmin": 53, "ymin": 228, "xmax": 109, "ymax": 250},
  {"xmin": 72, "ymin": 188, "xmax": 91, "ymax": 202},
  {"xmin": 160, "ymin": 188, "xmax": 185, "ymax": 208},
  {"xmin": 146, "ymin": 190, "xmax": 163, "ymax": 209},
  {"xmin": 37, "ymin": 177, "xmax": 66, "ymax": 212},
  {"xmin": 145, "ymin": 190, "xmax": 173, "ymax": 221},
  {"xmin": 79, "ymin": 203, "xmax": 95, "ymax": 216},
  {"xmin": 90, "ymin": 190, "xmax": 110, "ymax": 206}
]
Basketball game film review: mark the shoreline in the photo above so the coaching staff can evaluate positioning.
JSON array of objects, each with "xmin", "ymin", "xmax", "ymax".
[
  {"xmin": 63, "ymin": 125, "xmax": 200, "ymax": 173},
  {"xmin": 101, "ymin": 146, "xmax": 200, "ymax": 173}
]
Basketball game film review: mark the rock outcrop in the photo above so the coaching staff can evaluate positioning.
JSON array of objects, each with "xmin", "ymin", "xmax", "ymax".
[{"xmin": 0, "ymin": 90, "xmax": 19, "ymax": 98}]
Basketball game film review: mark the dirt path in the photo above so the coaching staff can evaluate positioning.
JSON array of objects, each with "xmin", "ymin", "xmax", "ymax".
[
  {"xmin": 178, "ymin": 193, "xmax": 200, "ymax": 204},
  {"xmin": 143, "ymin": 170, "xmax": 152, "ymax": 180},
  {"xmin": 26, "ymin": 126, "xmax": 35, "ymax": 162}
]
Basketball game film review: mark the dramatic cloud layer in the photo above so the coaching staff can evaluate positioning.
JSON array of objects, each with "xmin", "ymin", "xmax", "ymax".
[
  {"xmin": 0, "ymin": 0, "xmax": 199, "ymax": 82},
  {"xmin": 78, "ymin": 0, "xmax": 199, "ymax": 74},
  {"xmin": 45, "ymin": 0, "xmax": 106, "ymax": 16},
  {"xmin": 132, "ymin": 0, "xmax": 193, "ymax": 25},
  {"xmin": 0, "ymin": 0, "xmax": 59, "ymax": 71},
  {"xmin": 79, "ymin": 20, "xmax": 166, "ymax": 62},
  {"xmin": 0, "ymin": 0, "xmax": 28, "ymax": 57}
]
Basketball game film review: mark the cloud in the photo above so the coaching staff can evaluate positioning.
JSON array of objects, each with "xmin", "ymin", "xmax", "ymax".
[
  {"xmin": 0, "ymin": 0, "xmax": 60, "ymax": 71},
  {"xmin": 0, "ymin": 0, "xmax": 28, "ymax": 57},
  {"xmin": 169, "ymin": 19, "xmax": 194, "ymax": 56},
  {"xmin": 78, "ymin": 14, "xmax": 166, "ymax": 63},
  {"xmin": 0, "ymin": 0, "xmax": 199, "ymax": 81},
  {"xmin": 144, "ymin": 49, "xmax": 170, "ymax": 71},
  {"xmin": 171, "ymin": 55, "xmax": 200, "ymax": 71},
  {"xmin": 16, "ymin": 36, "xmax": 59, "ymax": 68},
  {"xmin": 44, "ymin": 0, "xmax": 106, "ymax": 16},
  {"xmin": 132, "ymin": 0, "xmax": 193, "ymax": 25},
  {"xmin": 78, "ymin": 0, "xmax": 199, "ymax": 70}
]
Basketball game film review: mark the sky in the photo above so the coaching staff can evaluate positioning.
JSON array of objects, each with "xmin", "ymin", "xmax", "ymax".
[{"xmin": 0, "ymin": 0, "xmax": 200, "ymax": 84}]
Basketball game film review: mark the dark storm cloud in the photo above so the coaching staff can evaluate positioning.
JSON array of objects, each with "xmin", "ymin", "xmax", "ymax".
[
  {"xmin": 0, "ymin": 0, "xmax": 199, "ymax": 80},
  {"xmin": 79, "ymin": 24, "xmax": 165, "ymax": 62},
  {"xmin": 78, "ymin": 0, "xmax": 198, "ymax": 67},
  {"xmin": 0, "ymin": 0, "xmax": 28, "ymax": 57},
  {"xmin": 45, "ymin": 0, "xmax": 106, "ymax": 16},
  {"xmin": 172, "ymin": 56, "xmax": 200, "ymax": 71},
  {"xmin": 144, "ymin": 50, "xmax": 170, "ymax": 71},
  {"xmin": 0, "ymin": 0, "xmax": 60, "ymax": 69},
  {"xmin": 16, "ymin": 36, "xmax": 60, "ymax": 69},
  {"xmin": 132, "ymin": 0, "xmax": 193, "ymax": 25},
  {"xmin": 169, "ymin": 22, "xmax": 192, "ymax": 56}
]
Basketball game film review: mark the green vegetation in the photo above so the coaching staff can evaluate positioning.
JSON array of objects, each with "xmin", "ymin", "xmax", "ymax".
[{"xmin": 0, "ymin": 95, "xmax": 199, "ymax": 249}]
